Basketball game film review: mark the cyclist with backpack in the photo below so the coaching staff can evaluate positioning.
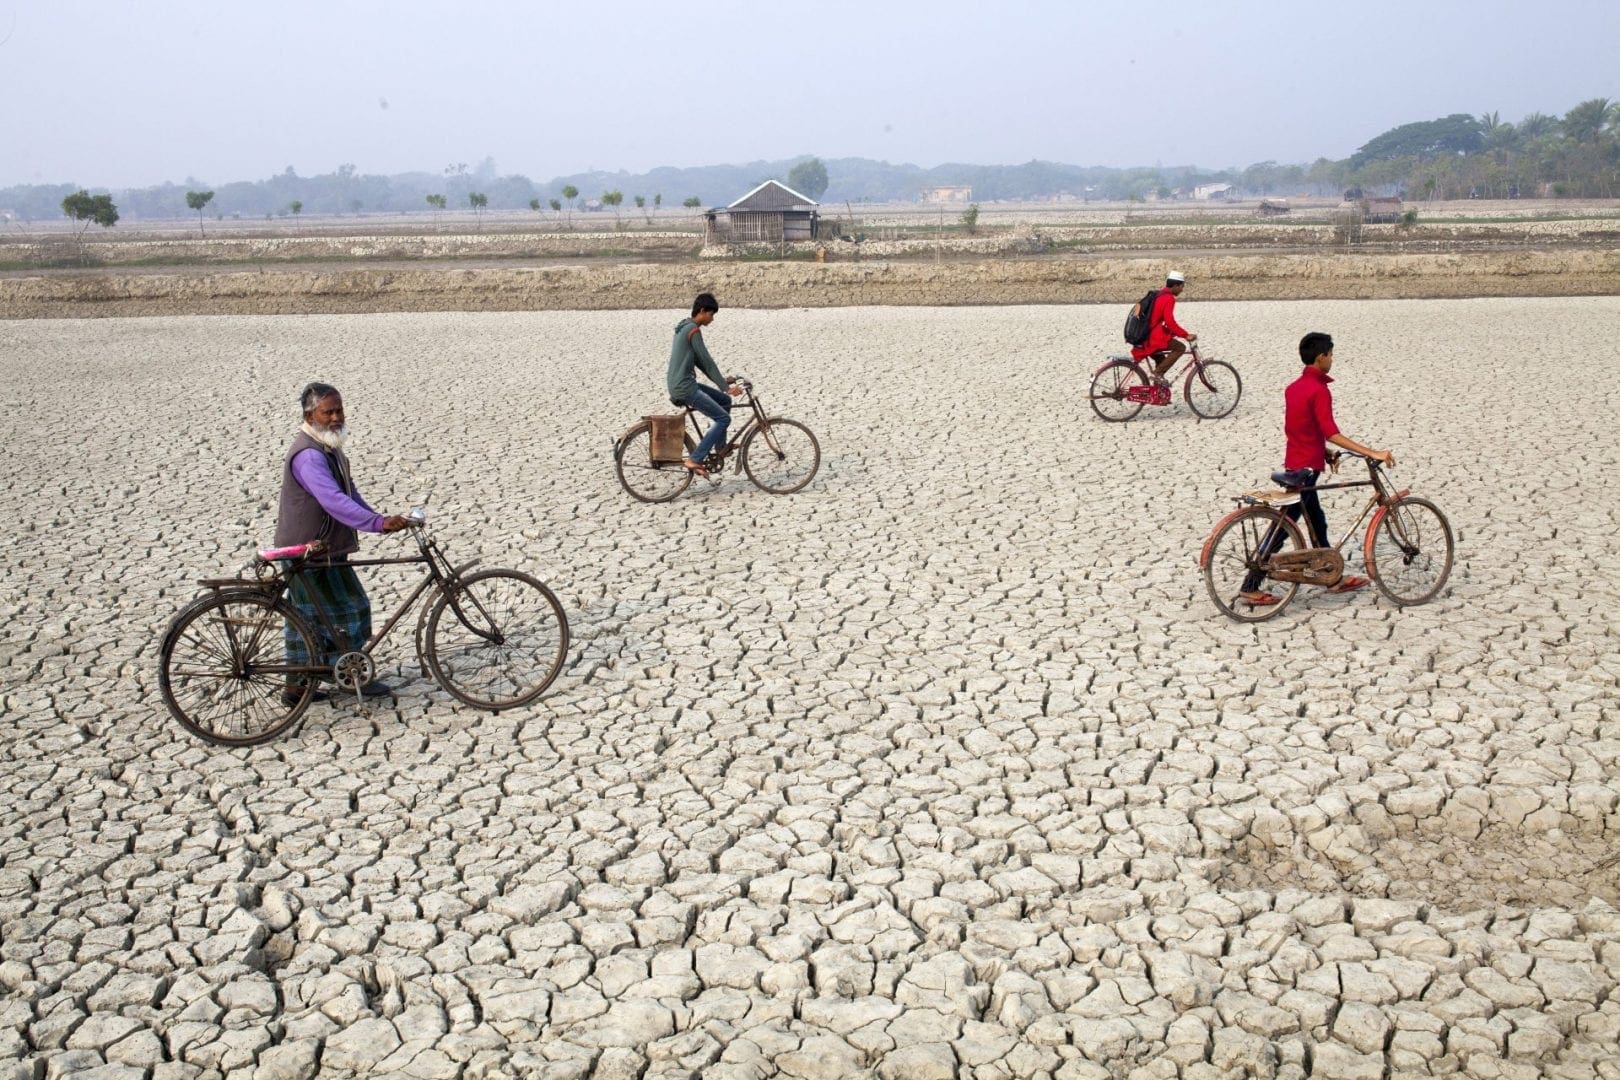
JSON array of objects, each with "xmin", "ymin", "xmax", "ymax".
[{"xmin": 1127, "ymin": 271, "xmax": 1196, "ymax": 385}]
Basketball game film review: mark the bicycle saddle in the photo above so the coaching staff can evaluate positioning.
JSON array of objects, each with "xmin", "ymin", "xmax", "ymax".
[{"xmin": 1271, "ymin": 468, "xmax": 1315, "ymax": 490}]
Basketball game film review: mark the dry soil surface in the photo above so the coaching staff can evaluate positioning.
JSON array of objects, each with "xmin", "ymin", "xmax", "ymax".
[{"xmin": 2, "ymin": 300, "xmax": 1618, "ymax": 1079}]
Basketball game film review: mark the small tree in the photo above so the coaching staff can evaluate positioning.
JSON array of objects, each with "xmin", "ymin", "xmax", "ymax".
[
  {"xmin": 549, "ymin": 198, "xmax": 562, "ymax": 216},
  {"xmin": 61, "ymin": 190, "xmax": 119, "ymax": 263},
  {"xmin": 787, "ymin": 157, "xmax": 830, "ymax": 200},
  {"xmin": 468, "ymin": 191, "xmax": 487, "ymax": 230},
  {"xmin": 529, "ymin": 198, "xmax": 542, "ymax": 213},
  {"xmin": 561, "ymin": 184, "xmax": 579, "ymax": 229},
  {"xmin": 654, "ymin": 193, "xmax": 662, "ymax": 208},
  {"xmin": 185, "ymin": 190, "xmax": 215, "ymax": 236},
  {"xmin": 960, "ymin": 203, "xmax": 980, "ymax": 234},
  {"xmin": 289, "ymin": 200, "xmax": 303, "ymax": 215},
  {"xmin": 602, "ymin": 190, "xmax": 624, "ymax": 227},
  {"xmin": 635, "ymin": 194, "xmax": 650, "ymax": 224},
  {"xmin": 683, "ymin": 196, "xmax": 702, "ymax": 208}
]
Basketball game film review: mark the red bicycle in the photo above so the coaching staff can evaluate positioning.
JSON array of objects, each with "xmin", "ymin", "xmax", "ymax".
[{"xmin": 1089, "ymin": 342, "xmax": 1242, "ymax": 422}]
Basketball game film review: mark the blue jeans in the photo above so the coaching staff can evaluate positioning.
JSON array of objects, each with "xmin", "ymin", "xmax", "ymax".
[
  {"xmin": 681, "ymin": 385, "xmax": 732, "ymax": 462},
  {"xmin": 1242, "ymin": 469, "xmax": 1329, "ymax": 593}
]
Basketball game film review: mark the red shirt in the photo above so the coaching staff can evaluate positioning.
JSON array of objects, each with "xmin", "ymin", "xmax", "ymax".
[
  {"xmin": 1130, "ymin": 291, "xmax": 1189, "ymax": 360},
  {"xmin": 1283, "ymin": 366, "xmax": 1340, "ymax": 471}
]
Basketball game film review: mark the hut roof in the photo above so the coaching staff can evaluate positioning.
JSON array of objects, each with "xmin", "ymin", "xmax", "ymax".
[{"xmin": 726, "ymin": 180, "xmax": 818, "ymax": 211}]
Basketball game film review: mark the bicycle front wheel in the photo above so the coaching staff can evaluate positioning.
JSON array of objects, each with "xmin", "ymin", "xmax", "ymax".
[
  {"xmin": 1185, "ymin": 360, "xmax": 1242, "ymax": 420},
  {"xmin": 1201, "ymin": 506, "xmax": 1305, "ymax": 621},
  {"xmin": 1089, "ymin": 361, "xmax": 1147, "ymax": 422},
  {"xmin": 615, "ymin": 420, "xmax": 695, "ymax": 503},
  {"xmin": 742, "ymin": 418, "xmax": 820, "ymax": 494},
  {"xmin": 158, "ymin": 591, "xmax": 317, "ymax": 746},
  {"xmin": 425, "ymin": 570, "xmax": 569, "ymax": 710},
  {"xmin": 1365, "ymin": 496, "xmax": 1454, "ymax": 606}
]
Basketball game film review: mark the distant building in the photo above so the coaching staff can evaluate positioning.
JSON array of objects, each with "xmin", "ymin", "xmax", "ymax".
[
  {"xmin": 920, "ymin": 186, "xmax": 972, "ymax": 204},
  {"xmin": 704, "ymin": 180, "xmax": 819, "ymax": 243},
  {"xmin": 1360, "ymin": 196, "xmax": 1403, "ymax": 223},
  {"xmin": 1193, "ymin": 183, "xmax": 1233, "ymax": 201}
]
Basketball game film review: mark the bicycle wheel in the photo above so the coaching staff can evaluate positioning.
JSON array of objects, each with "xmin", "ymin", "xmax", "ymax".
[
  {"xmin": 158, "ymin": 591, "xmax": 316, "ymax": 746},
  {"xmin": 425, "ymin": 569, "xmax": 569, "ymax": 710},
  {"xmin": 1201, "ymin": 506, "xmax": 1306, "ymax": 621},
  {"xmin": 1185, "ymin": 360, "xmax": 1242, "ymax": 420},
  {"xmin": 615, "ymin": 420, "xmax": 695, "ymax": 503},
  {"xmin": 742, "ymin": 418, "xmax": 821, "ymax": 494},
  {"xmin": 1089, "ymin": 361, "xmax": 1147, "ymax": 422},
  {"xmin": 1365, "ymin": 496, "xmax": 1454, "ymax": 606}
]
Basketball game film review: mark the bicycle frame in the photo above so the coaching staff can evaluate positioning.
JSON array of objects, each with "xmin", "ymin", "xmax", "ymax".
[
  {"xmin": 241, "ymin": 526, "xmax": 485, "ymax": 671},
  {"xmin": 1092, "ymin": 342, "xmax": 1212, "ymax": 381},
  {"xmin": 686, "ymin": 386, "xmax": 775, "ymax": 464}
]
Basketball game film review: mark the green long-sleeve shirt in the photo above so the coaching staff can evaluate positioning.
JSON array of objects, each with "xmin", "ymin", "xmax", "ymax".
[{"xmin": 667, "ymin": 318, "xmax": 726, "ymax": 403}]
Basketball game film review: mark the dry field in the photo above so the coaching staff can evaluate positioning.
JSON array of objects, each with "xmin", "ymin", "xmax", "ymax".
[{"xmin": 2, "ymin": 298, "xmax": 1618, "ymax": 1078}]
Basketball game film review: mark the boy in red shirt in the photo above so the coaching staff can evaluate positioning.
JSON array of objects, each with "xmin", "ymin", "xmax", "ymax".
[
  {"xmin": 1241, "ymin": 332, "xmax": 1396, "ymax": 607},
  {"xmin": 1130, "ymin": 271, "xmax": 1196, "ymax": 384}
]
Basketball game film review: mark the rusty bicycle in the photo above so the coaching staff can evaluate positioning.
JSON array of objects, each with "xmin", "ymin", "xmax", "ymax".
[
  {"xmin": 1199, "ymin": 449, "xmax": 1454, "ymax": 621},
  {"xmin": 1089, "ymin": 342, "xmax": 1242, "ymax": 422},
  {"xmin": 613, "ymin": 376, "xmax": 820, "ymax": 502},
  {"xmin": 157, "ymin": 507, "xmax": 569, "ymax": 746}
]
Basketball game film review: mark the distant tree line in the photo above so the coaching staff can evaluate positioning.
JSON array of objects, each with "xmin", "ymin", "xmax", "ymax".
[{"xmin": 4, "ymin": 98, "xmax": 1616, "ymax": 224}]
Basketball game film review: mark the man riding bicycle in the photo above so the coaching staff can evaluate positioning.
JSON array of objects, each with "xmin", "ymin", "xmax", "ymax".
[
  {"xmin": 667, "ymin": 292, "xmax": 741, "ymax": 478},
  {"xmin": 1130, "ymin": 271, "xmax": 1196, "ymax": 385}
]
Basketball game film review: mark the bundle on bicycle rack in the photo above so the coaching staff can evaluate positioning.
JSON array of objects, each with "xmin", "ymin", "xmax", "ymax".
[
  {"xmin": 645, "ymin": 415, "xmax": 685, "ymax": 465},
  {"xmin": 1264, "ymin": 548, "xmax": 1344, "ymax": 586}
]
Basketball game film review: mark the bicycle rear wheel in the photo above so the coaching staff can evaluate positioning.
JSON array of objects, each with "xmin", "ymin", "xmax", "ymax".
[
  {"xmin": 425, "ymin": 569, "xmax": 568, "ymax": 710},
  {"xmin": 742, "ymin": 418, "xmax": 820, "ymax": 494},
  {"xmin": 158, "ymin": 591, "xmax": 317, "ymax": 745},
  {"xmin": 1089, "ymin": 361, "xmax": 1147, "ymax": 422},
  {"xmin": 615, "ymin": 420, "xmax": 695, "ymax": 503},
  {"xmin": 1201, "ymin": 506, "xmax": 1305, "ymax": 621},
  {"xmin": 1365, "ymin": 496, "xmax": 1454, "ymax": 606},
  {"xmin": 1185, "ymin": 360, "xmax": 1242, "ymax": 420}
]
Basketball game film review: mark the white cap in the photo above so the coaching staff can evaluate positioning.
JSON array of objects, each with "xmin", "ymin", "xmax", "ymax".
[{"xmin": 1167, "ymin": 270, "xmax": 1186, "ymax": 283}]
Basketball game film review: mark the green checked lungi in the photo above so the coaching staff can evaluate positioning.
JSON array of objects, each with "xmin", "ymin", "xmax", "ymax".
[{"xmin": 285, "ymin": 564, "xmax": 373, "ymax": 671}]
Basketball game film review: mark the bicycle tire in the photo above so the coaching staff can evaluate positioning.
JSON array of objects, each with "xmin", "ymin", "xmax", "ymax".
[
  {"xmin": 158, "ymin": 591, "xmax": 317, "ymax": 746},
  {"xmin": 615, "ymin": 420, "xmax": 695, "ymax": 503},
  {"xmin": 1089, "ymin": 360, "xmax": 1147, "ymax": 422},
  {"xmin": 1200, "ymin": 506, "xmax": 1306, "ymax": 621},
  {"xmin": 1185, "ymin": 360, "xmax": 1242, "ymax": 420},
  {"xmin": 425, "ymin": 569, "xmax": 569, "ymax": 710},
  {"xmin": 741, "ymin": 418, "xmax": 820, "ymax": 494},
  {"xmin": 1364, "ymin": 496, "xmax": 1454, "ymax": 606}
]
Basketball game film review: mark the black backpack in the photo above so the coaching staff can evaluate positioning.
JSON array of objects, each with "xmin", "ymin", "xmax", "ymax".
[{"xmin": 1123, "ymin": 289, "xmax": 1160, "ymax": 346}]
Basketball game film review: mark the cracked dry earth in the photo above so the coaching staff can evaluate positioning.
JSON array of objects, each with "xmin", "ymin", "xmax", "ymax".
[{"xmin": 2, "ymin": 298, "xmax": 1618, "ymax": 1080}]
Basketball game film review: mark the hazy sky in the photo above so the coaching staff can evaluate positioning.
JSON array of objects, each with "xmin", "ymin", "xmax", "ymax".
[{"xmin": 3, "ymin": 0, "xmax": 1616, "ymax": 189}]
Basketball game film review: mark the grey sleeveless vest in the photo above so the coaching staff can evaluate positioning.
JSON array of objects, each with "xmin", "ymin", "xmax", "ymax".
[{"xmin": 275, "ymin": 430, "xmax": 360, "ymax": 558}]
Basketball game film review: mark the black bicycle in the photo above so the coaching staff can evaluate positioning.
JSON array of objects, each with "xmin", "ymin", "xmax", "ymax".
[
  {"xmin": 157, "ymin": 507, "xmax": 568, "ymax": 745},
  {"xmin": 613, "ymin": 376, "xmax": 820, "ymax": 502}
]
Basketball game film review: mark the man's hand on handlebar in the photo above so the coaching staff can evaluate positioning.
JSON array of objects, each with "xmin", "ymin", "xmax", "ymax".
[{"xmin": 381, "ymin": 515, "xmax": 413, "ymax": 533}]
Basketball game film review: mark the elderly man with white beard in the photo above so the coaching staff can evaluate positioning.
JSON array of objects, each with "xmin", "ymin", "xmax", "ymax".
[{"xmin": 275, "ymin": 382, "xmax": 411, "ymax": 703}]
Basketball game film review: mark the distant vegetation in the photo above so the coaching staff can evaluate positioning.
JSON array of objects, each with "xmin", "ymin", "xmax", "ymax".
[{"xmin": 5, "ymin": 98, "xmax": 1617, "ymax": 223}]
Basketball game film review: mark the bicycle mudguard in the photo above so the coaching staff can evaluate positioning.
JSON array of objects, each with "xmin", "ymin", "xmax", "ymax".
[
  {"xmin": 411, "ymin": 559, "xmax": 484, "ymax": 675},
  {"xmin": 1094, "ymin": 356, "xmax": 1138, "ymax": 376},
  {"xmin": 1361, "ymin": 492, "xmax": 1413, "ymax": 566},
  {"xmin": 1199, "ymin": 506, "xmax": 1255, "ymax": 568}
]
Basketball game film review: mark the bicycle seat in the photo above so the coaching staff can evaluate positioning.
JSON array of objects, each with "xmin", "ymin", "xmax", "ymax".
[{"xmin": 1270, "ymin": 468, "xmax": 1315, "ymax": 491}]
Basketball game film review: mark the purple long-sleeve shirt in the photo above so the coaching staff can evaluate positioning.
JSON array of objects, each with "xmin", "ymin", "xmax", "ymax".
[{"xmin": 290, "ymin": 449, "xmax": 385, "ymax": 533}]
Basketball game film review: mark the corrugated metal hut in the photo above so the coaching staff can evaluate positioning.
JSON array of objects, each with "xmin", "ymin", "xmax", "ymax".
[{"xmin": 705, "ymin": 180, "xmax": 820, "ymax": 243}]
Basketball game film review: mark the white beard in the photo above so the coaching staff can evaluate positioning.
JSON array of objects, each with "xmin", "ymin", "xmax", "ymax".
[{"xmin": 302, "ymin": 421, "xmax": 348, "ymax": 450}]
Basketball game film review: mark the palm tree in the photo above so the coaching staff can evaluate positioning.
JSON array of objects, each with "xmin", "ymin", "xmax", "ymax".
[
  {"xmin": 1561, "ymin": 98, "xmax": 1612, "ymax": 144},
  {"xmin": 1518, "ymin": 112, "xmax": 1557, "ymax": 140}
]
